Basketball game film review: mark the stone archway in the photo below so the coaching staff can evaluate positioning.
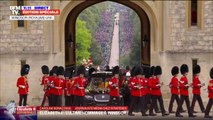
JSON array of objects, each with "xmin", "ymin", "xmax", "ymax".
[{"xmin": 58, "ymin": 0, "xmax": 158, "ymax": 67}]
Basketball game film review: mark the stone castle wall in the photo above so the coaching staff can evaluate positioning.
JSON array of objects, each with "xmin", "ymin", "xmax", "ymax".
[
  {"xmin": 169, "ymin": 1, "xmax": 213, "ymax": 52},
  {"xmin": 0, "ymin": 1, "xmax": 52, "ymax": 54}
]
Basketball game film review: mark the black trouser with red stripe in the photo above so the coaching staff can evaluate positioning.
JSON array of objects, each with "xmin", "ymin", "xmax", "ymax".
[
  {"xmin": 205, "ymin": 98, "xmax": 213, "ymax": 116},
  {"xmin": 41, "ymin": 92, "xmax": 50, "ymax": 106},
  {"xmin": 191, "ymin": 94, "xmax": 205, "ymax": 112},
  {"xmin": 129, "ymin": 96, "xmax": 146, "ymax": 115},
  {"xmin": 168, "ymin": 94, "xmax": 184, "ymax": 112},
  {"xmin": 129, "ymin": 96, "xmax": 141, "ymax": 114},
  {"xmin": 19, "ymin": 94, "xmax": 27, "ymax": 106},
  {"xmin": 147, "ymin": 94, "xmax": 160, "ymax": 113},
  {"xmin": 65, "ymin": 95, "xmax": 74, "ymax": 106},
  {"xmin": 176, "ymin": 95, "xmax": 193, "ymax": 116},
  {"xmin": 51, "ymin": 94, "xmax": 62, "ymax": 106},
  {"xmin": 149, "ymin": 95, "xmax": 166, "ymax": 115},
  {"xmin": 74, "ymin": 95, "xmax": 84, "ymax": 106}
]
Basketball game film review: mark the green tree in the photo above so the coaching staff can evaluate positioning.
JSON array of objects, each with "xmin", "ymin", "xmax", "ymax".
[
  {"xmin": 128, "ymin": 11, "xmax": 141, "ymax": 67},
  {"xmin": 89, "ymin": 40, "xmax": 103, "ymax": 65},
  {"xmin": 77, "ymin": 2, "xmax": 109, "ymax": 66},
  {"xmin": 76, "ymin": 18, "xmax": 92, "ymax": 65}
]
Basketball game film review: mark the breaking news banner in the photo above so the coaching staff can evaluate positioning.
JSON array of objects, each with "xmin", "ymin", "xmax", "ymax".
[
  {"xmin": 37, "ymin": 106, "xmax": 128, "ymax": 120},
  {"xmin": 37, "ymin": 106, "xmax": 128, "ymax": 115},
  {"xmin": 0, "ymin": 105, "xmax": 128, "ymax": 120},
  {"xmin": 9, "ymin": 5, "xmax": 60, "ymax": 20}
]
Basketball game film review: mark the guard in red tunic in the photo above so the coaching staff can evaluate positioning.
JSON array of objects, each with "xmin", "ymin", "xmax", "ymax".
[
  {"xmin": 168, "ymin": 66, "xmax": 184, "ymax": 113},
  {"xmin": 148, "ymin": 66, "xmax": 160, "ymax": 116},
  {"xmin": 40, "ymin": 65, "xmax": 50, "ymax": 106},
  {"xmin": 176, "ymin": 64, "xmax": 196, "ymax": 117},
  {"xmin": 17, "ymin": 64, "xmax": 30, "ymax": 106},
  {"xmin": 204, "ymin": 67, "xmax": 213, "ymax": 118},
  {"xmin": 73, "ymin": 65, "xmax": 86, "ymax": 106},
  {"xmin": 48, "ymin": 66, "xmax": 58, "ymax": 106},
  {"xmin": 191, "ymin": 65, "xmax": 205, "ymax": 113},
  {"xmin": 128, "ymin": 66, "xmax": 147, "ymax": 116},
  {"xmin": 140, "ymin": 67, "xmax": 149, "ymax": 116},
  {"xmin": 108, "ymin": 66, "xmax": 120, "ymax": 106},
  {"xmin": 51, "ymin": 66, "xmax": 66, "ymax": 106},
  {"xmin": 149, "ymin": 66, "xmax": 169, "ymax": 116},
  {"xmin": 141, "ymin": 67, "xmax": 149, "ymax": 112},
  {"xmin": 64, "ymin": 69, "xmax": 72, "ymax": 106},
  {"xmin": 127, "ymin": 66, "xmax": 136, "ymax": 108}
]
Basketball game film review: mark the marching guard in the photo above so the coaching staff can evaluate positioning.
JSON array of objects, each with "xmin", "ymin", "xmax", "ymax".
[
  {"xmin": 17, "ymin": 64, "xmax": 30, "ymax": 106},
  {"xmin": 51, "ymin": 66, "xmax": 66, "ymax": 106},
  {"xmin": 148, "ymin": 66, "xmax": 160, "ymax": 115},
  {"xmin": 204, "ymin": 67, "xmax": 213, "ymax": 118},
  {"xmin": 191, "ymin": 65, "xmax": 205, "ymax": 113},
  {"xmin": 64, "ymin": 69, "xmax": 73, "ymax": 106},
  {"xmin": 108, "ymin": 66, "xmax": 120, "ymax": 106},
  {"xmin": 149, "ymin": 66, "xmax": 169, "ymax": 116},
  {"xmin": 48, "ymin": 66, "xmax": 58, "ymax": 106},
  {"xmin": 73, "ymin": 65, "xmax": 86, "ymax": 106},
  {"xmin": 141, "ymin": 67, "xmax": 149, "ymax": 112},
  {"xmin": 176, "ymin": 64, "xmax": 196, "ymax": 117},
  {"xmin": 40, "ymin": 65, "xmax": 50, "ymax": 106},
  {"xmin": 168, "ymin": 66, "xmax": 184, "ymax": 113},
  {"xmin": 128, "ymin": 66, "xmax": 147, "ymax": 116}
]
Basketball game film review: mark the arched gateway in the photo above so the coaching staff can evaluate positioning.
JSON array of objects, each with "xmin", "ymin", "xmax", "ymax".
[{"xmin": 58, "ymin": 0, "xmax": 158, "ymax": 67}]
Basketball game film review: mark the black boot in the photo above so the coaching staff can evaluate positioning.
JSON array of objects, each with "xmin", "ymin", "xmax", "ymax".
[{"xmin": 204, "ymin": 115, "xmax": 213, "ymax": 118}]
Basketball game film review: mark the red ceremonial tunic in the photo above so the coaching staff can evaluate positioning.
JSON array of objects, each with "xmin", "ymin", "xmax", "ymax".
[
  {"xmin": 51, "ymin": 77, "xmax": 65, "ymax": 96},
  {"xmin": 147, "ymin": 77, "xmax": 153, "ymax": 95},
  {"xmin": 73, "ymin": 76, "xmax": 86, "ymax": 96},
  {"xmin": 64, "ymin": 79, "xmax": 75, "ymax": 96},
  {"xmin": 41, "ymin": 76, "xmax": 50, "ymax": 96},
  {"xmin": 17, "ymin": 76, "xmax": 29, "ymax": 95},
  {"xmin": 140, "ymin": 77, "xmax": 148, "ymax": 96},
  {"xmin": 130, "ymin": 77, "xmax": 142, "ymax": 97},
  {"xmin": 208, "ymin": 79, "xmax": 213, "ymax": 99},
  {"xmin": 179, "ymin": 76, "xmax": 189, "ymax": 96},
  {"xmin": 170, "ymin": 76, "xmax": 179, "ymax": 95},
  {"xmin": 192, "ymin": 75, "xmax": 201, "ymax": 95},
  {"xmin": 48, "ymin": 76, "xmax": 57, "ymax": 95},
  {"xmin": 151, "ymin": 77, "xmax": 162, "ymax": 96},
  {"xmin": 108, "ymin": 77, "xmax": 120, "ymax": 97}
]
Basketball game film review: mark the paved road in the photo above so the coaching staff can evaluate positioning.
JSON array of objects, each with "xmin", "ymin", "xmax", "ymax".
[{"xmin": 109, "ymin": 13, "xmax": 119, "ymax": 68}]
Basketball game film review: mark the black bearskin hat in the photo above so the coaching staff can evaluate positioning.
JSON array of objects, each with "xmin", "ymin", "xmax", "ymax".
[
  {"xmin": 126, "ymin": 66, "xmax": 130, "ymax": 71},
  {"xmin": 21, "ymin": 64, "xmax": 30, "ymax": 76},
  {"xmin": 131, "ymin": 66, "xmax": 136, "ymax": 77},
  {"xmin": 180, "ymin": 64, "xmax": 189, "ymax": 75},
  {"xmin": 41, "ymin": 65, "xmax": 49, "ymax": 74},
  {"xmin": 149, "ymin": 66, "xmax": 155, "ymax": 76},
  {"xmin": 49, "ymin": 70, "xmax": 53, "ymax": 76},
  {"xmin": 171, "ymin": 66, "xmax": 179, "ymax": 76},
  {"xmin": 142, "ymin": 65, "xmax": 149, "ymax": 76},
  {"xmin": 193, "ymin": 65, "xmax": 201, "ymax": 75},
  {"xmin": 144, "ymin": 66, "xmax": 151, "ymax": 78},
  {"xmin": 77, "ymin": 65, "xmax": 86, "ymax": 75},
  {"xmin": 89, "ymin": 67, "xmax": 96, "ymax": 76},
  {"xmin": 112, "ymin": 66, "xmax": 119, "ymax": 75},
  {"xmin": 154, "ymin": 66, "xmax": 162, "ymax": 76},
  {"xmin": 134, "ymin": 66, "xmax": 143, "ymax": 76},
  {"xmin": 57, "ymin": 66, "xmax": 64, "ymax": 76},
  {"xmin": 51, "ymin": 66, "xmax": 58, "ymax": 74},
  {"xmin": 210, "ymin": 67, "xmax": 213, "ymax": 79},
  {"xmin": 64, "ymin": 69, "xmax": 71, "ymax": 78}
]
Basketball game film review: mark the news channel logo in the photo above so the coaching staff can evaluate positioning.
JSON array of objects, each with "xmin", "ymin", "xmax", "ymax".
[{"xmin": 9, "ymin": 6, "xmax": 58, "ymax": 20}]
